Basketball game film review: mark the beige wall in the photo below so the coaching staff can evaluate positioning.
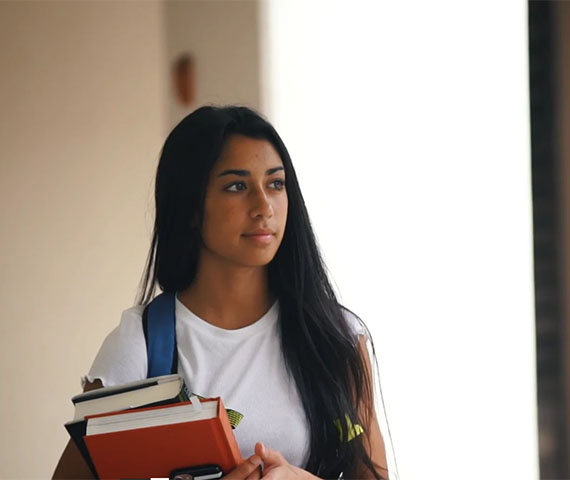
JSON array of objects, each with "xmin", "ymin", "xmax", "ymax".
[
  {"xmin": 164, "ymin": 0, "xmax": 261, "ymax": 128},
  {"xmin": 0, "ymin": 1, "xmax": 260, "ymax": 477},
  {"xmin": 0, "ymin": 2, "xmax": 166, "ymax": 477}
]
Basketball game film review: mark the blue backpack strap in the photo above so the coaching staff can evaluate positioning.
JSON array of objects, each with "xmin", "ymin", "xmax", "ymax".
[
  {"xmin": 142, "ymin": 292, "xmax": 246, "ymax": 430},
  {"xmin": 142, "ymin": 292, "xmax": 178, "ymax": 377}
]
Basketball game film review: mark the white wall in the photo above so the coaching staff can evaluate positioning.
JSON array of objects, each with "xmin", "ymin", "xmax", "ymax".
[{"xmin": 260, "ymin": 1, "xmax": 537, "ymax": 478}]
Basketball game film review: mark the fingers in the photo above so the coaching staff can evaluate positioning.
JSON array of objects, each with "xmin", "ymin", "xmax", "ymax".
[
  {"xmin": 246, "ymin": 463, "xmax": 262, "ymax": 480},
  {"xmin": 224, "ymin": 454, "xmax": 262, "ymax": 479},
  {"xmin": 254, "ymin": 442, "xmax": 286, "ymax": 467}
]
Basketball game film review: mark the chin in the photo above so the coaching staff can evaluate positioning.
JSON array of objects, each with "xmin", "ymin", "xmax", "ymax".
[{"xmin": 234, "ymin": 250, "xmax": 278, "ymax": 267}]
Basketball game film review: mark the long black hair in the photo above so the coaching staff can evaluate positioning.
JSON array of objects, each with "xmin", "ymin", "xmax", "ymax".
[{"xmin": 138, "ymin": 105, "xmax": 388, "ymax": 480}]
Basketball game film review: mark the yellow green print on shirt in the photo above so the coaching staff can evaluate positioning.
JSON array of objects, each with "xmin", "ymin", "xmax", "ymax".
[{"xmin": 334, "ymin": 414, "xmax": 364, "ymax": 442}]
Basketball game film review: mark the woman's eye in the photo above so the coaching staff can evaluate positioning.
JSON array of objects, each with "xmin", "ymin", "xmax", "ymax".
[
  {"xmin": 225, "ymin": 179, "xmax": 285, "ymax": 192},
  {"xmin": 271, "ymin": 179, "xmax": 285, "ymax": 190},
  {"xmin": 225, "ymin": 182, "xmax": 247, "ymax": 192}
]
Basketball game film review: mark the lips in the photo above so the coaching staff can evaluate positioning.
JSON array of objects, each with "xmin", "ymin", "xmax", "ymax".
[{"xmin": 243, "ymin": 230, "xmax": 275, "ymax": 236}]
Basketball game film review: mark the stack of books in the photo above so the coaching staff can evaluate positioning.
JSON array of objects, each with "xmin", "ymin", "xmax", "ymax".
[{"xmin": 65, "ymin": 374, "xmax": 242, "ymax": 479}]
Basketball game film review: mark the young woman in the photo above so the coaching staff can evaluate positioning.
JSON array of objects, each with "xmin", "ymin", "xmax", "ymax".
[{"xmin": 54, "ymin": 106, "xmax": 389, "ymax": 480}]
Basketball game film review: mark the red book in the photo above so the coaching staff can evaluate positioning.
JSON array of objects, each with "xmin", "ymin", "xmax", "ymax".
[{"xmin": 83, "ymin": 397, "xmax": 242, "ymax": 479}]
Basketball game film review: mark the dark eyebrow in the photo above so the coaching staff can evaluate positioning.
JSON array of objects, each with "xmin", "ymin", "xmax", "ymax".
[{"xmin": 217, "ymin": 166, "xmax": 285, "ymax": 177}]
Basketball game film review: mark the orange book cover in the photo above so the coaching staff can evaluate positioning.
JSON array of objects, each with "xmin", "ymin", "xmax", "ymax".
[{"xmin": 83, "ymin": 397, "xmax": 242, "ymax": 479}]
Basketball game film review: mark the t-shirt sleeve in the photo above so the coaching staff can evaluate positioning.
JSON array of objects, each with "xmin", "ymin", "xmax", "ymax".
[
  {"xmin": 341, "ymin": 306, "xmax": 367, "ymax": 343},
  {"xmin": 82, "ymin": 305, "xmax": 148, "ymax": 388}
]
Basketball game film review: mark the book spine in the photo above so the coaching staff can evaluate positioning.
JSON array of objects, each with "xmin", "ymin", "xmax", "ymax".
[
  {"xmin": 65, "ymin": 421, "xmax": 99, "ymax": 479},
  {"xmin": 72, "ymin": 380, "xmax": 159, "ymax": 404},
  {"xmin": 216, "ymin": 400, "xmax": 243, "ymax": 469}
]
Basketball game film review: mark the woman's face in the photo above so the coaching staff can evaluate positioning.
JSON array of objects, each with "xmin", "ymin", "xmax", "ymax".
[{"xmin": 200, "ymin": 134, "xmax": 288, "ymax": 268}]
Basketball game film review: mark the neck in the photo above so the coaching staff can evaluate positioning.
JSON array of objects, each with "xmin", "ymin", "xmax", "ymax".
[{"xmin": 177, "ymin": 250, "xmax": 275, "ymax": 330}]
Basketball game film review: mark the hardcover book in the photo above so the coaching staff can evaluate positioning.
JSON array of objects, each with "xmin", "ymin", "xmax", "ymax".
[
  {"xmin": 64, "ymin": 374, "xmax": 190, "ymax": 477},
  {"xmin": 83, "ymin": 397, "xmax": 242, "ymax": 479}
]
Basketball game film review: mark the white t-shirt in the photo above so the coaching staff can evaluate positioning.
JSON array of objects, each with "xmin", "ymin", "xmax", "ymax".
[{"xmin": 85, "ymin": 296, "xmax": 365, "ymax": 468}]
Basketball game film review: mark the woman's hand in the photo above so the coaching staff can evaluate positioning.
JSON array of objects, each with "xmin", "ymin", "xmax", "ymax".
[
  {"xmin": 221, "ymin": 454, "xmax": 262, "ymax": 480},
  {"xmin": 254, "ymin": 442, "xmax": 319, "ymax": 480}
]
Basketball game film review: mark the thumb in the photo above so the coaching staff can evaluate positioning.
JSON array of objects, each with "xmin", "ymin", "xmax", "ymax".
[{"xmin": 255, "ymin": 442, "xmax": 286, "ymax": 467}]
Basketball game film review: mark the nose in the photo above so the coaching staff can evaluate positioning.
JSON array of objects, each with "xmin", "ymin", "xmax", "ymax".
[{"xmin": 249, "ymin": 186, "xmax": 273, "ymax": 220}]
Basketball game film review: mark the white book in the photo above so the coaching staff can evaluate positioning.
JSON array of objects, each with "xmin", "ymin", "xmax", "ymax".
[
  {"xmin": 86, "ymin": 396, "xmax": 218, "ymax": 435},
  {"xmin": 70, "ymin": 374, "xmax": 189, "ymax": 421}
]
